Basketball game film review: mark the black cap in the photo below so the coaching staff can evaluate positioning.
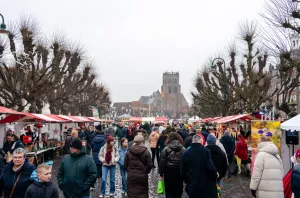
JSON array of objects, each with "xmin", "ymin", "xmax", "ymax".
[{"xmin": 70, "ymin": 139, "xmax": 83, "ymax": 150}]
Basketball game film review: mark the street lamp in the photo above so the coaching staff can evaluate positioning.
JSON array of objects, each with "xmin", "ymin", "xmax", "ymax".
[
  {"xmin": 0, "ymin": 14, "xmax": 9, "ymax": 34},
  {"xmin": 210, "ymin": 57, "xmax": 228, "ymax": 116}
]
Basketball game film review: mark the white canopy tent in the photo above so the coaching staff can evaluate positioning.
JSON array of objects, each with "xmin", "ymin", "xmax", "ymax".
[{"xmin": 281, "ymin": 114, "xmax": 300, "ymax": 131}]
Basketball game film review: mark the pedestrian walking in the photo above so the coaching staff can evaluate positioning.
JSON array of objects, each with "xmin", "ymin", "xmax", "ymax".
[
  {"xmin": 184, "ymin": 128, "xmax": 196, "ymax": 149},
  {"xmin": 0, "ymin": 148, "xmax": 36, "ymax": 198},
  {"xmin": 85, "ymin": 125, "xmax": 96, "ymax": 155},
  {"xmin": 64, "ymin": 129, "xmax": 79, "ymax": 154},
  {"xmin": 116, "ymin": 123, "xmax": 127, "ymax": 146},
  {"xmin": 250, "ymin": 136, "xmax": 284, "ymax": 198},
  {"xmin": 220, "ymin": 130, "xmax": 235, "ymax": 180},
  {"xmin": 156, "ymin": 130, "xmax": 168, "ymax": 155},
  {"xmin": 57, "ymin": 139, "xmax": 97, "ymax": 198},
  {"xmin": 206, "ymin": 134, "xmax": 228, "ymax": 196},
  {"xmin": 25, "ymin": 164, "xmax": 59, "ymax": 198},
  {"xmin": 99, "ymin": 135, "xmax": 119, "ymax": 198},
  {"xmin": 292, "ymin": 149, "xmax": 300, "ymax": 198},
  {"xmin": 234, "ymin": 134, "xmax": 249, "ymax": 175},
  {"xmin": 91, "ymin": 125, "xmax": 106, "ymax": 178},
  {"xmin": 181, "ymin": 135, "xmax": 218, "ymax": 198},
  {"xmin": 107, "ymin": 124, "xmax": 116, "ymax": 137},
  {"xmin": 159, "ymin": 132, "xmax": 186, "ymax": 198},
  {"xmin": 149, "ymin": 127, "xmax": 160, "ymax": 168},
  {"xmin": 78, "ymin": 125, "xmax": 87, "ymax": 140},
  {"xmin": 124, "ymin": 135, "xmax": 153, "ymax": 198},
  {"xmin": 200, "ymin": 126, "xmax": 209, "ymax": 141},
  {"xmin": 118, "ymin": 138, "xmax": 128, "ymax": 196}
]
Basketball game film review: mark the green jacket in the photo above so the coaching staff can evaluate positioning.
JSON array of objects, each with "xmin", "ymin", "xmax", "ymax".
[
  {"xmin": 57, "ymin": 151, "xmax": 97, "ymax": 198},
  {"xmin": 116, "ymin": 126, "xmax": 126, "ymax": 138}
]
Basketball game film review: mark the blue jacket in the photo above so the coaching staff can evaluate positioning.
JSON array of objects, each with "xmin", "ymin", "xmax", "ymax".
[
  {"xmin": 91, "ymin": 133, "xmax": 106, "ymax": 164},
  {"xmin": 0, "ymin": 158, "xmax": 36, "ymax": 198},
  {"xmin": 118, "ymin": 147, "xmax": 128, "ymax": 167},
  {"xmin": 292, "ymin": 164, "xmax": 300, "ymax": 197},
  {"xmin": 220, "ymin": 135, "xmax": 235, "ymax": 163}
]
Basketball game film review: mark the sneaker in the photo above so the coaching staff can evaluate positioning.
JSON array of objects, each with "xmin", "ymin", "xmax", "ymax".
[
  {"xmin": 99, "ymin": 195, "xmax": 104, "ymax": 198},
  {"xmin": 109, "ymin": 193, "xmax": 114, "ymax": 197}
]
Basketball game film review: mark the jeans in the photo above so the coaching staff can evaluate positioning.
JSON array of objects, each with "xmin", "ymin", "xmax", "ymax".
[
  {"xmin": 120, "ymin": 166, "xmax": 127, "ymax": 192},
  {"xmin": 101, "ymin": 165, "xmax": 116, "ymax": 195},
  {"xmin": 150, "ymin": 148, "xmax": 160, "ymax": 166},
  {"xmin": 227, "ymin": 163, "xmax": 232, "ymax": 178}
]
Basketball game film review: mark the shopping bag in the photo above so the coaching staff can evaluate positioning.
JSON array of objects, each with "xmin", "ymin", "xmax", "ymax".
[
  {"xmin": 216, "ymin": 182, "xmax": 221, "ymax": 198},
  {"xmin": 236, "ymin": 156, "xmax": 241, "ymax": 167},
  {"xmin": 157, "ymin": 179, "xmax": 165, "ymax": 194},
  {"xmin": 284, "ymin": 169, "xmax": 293, "ymax": 198}
]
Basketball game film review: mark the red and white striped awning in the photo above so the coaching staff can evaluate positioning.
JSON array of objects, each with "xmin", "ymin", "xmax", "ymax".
[
  {"xmin": 214, "ymin": 114, "xmax": 257, "ymax": 123},
  {"xmin": 200, "ymin": 117, "xmax": 222, "ymax": 123},
  {"xmin": 129, "ymin": 117, "xmax": 143, "ymax": 122},
  {"xmin": 155, "ymin": 117, "xmax": 168, "ymax": 122},
  {"xmin": 0, "ymin": 106, "xmax": 22, "ymax": 114},
  {"xmin": 0, "ymin": 113, "xmax": 65, "ymax": 123},
  {"xmin": 56, "ymin": 115, "xmax": 92, "ymax": 122}
]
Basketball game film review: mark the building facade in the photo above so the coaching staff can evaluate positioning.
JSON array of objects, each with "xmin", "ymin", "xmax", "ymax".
[{"xmin": 113, "ymin": 72, "xmax": 189, "ymax": 118}]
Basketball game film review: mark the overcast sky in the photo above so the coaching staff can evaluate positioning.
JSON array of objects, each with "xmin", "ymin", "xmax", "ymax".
[{"xmin": 1, "ymin": 0, "xmax": 266, "ymax": 104}]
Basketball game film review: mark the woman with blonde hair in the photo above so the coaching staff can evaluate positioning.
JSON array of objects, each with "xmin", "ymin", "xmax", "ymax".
[{"xmin": 64, "ymin": 129, "xmax": 79, "ymax": 154}]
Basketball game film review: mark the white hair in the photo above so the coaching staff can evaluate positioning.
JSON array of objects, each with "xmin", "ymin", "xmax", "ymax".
[
  {"xmin": 192, "ymin": 135, "xmax": 202, "ymax": 143},
  {"xmin": 13, "ymin": 148, "xmax": 26, "ymax": 157}
]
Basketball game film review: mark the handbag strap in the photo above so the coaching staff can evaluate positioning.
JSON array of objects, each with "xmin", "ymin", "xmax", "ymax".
[{"xmin": 9, "ymin": 173, "xmax": 21, "ymax": 198}]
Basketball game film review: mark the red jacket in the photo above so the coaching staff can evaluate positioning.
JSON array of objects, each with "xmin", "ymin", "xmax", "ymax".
[{"xmin": 234, "ymin": 141, "xmax": 248, "ymax": 160}]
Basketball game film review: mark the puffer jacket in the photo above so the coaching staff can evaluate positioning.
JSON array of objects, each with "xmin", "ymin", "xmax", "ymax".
[
  {"xmin": 159, "ymin": 140, "xmax": 186, "ymax": 176},
  {"xmin": 292, "ymin": 164, "xmax": 300, "ymax": 197},
  {"xmin": 250, "ymin": 141, "xmax": 284, "ymax": 198},
  {"xmin": 124, "ymin": 145, "xmax": 152, "ymax": 198},
  {"xmin": 99, "ymin": 143, "xmax": 120, "ymax": 166},
  {"xmin": 149, "ymin": 131, "xmax": 159, "ymax": 148},
  {"xmin": 24, "ymin": 181, "xmax": 59, "ymax": 198}
]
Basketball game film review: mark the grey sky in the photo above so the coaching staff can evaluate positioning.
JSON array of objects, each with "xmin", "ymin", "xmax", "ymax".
[{"xmin": 1, "ymin": 0, "xmax": 266, "ymax": 104}]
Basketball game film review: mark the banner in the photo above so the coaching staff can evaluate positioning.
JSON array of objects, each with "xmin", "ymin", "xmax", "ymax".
[
  {"xmin": 251, "ymin": 121, "xmax": 281, "ymax": 173},
  {"xmin": 91, "ymin": 106, "xmax": 99, "ymax": 118}
]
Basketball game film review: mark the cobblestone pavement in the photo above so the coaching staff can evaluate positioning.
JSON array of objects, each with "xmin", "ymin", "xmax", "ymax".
[{"xmin": 52, "ymin": 154, "xmax": 252, "ymax": 198}]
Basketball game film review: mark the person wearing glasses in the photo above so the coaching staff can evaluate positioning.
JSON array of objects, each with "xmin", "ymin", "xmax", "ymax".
[{"xmin": 0, "ymin": 148, "xmax": 36, "ymax": 198}]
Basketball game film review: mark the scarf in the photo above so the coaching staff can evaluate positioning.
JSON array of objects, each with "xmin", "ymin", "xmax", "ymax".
[{"xmin": 105, "ymin": 144, "xmax": 113, "ymax": 164}]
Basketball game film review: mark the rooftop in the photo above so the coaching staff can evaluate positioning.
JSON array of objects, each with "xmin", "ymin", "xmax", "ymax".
[{"xmin": 139, "ymin": 90, "xmax": 160, "ymax": 104}]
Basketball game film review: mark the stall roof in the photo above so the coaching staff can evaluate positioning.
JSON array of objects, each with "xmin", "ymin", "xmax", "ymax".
[
  {"xmin": 200, "ymin": 117, "xmax": 222, "ymax": 123},
  {"xmin": 0, "ymin": 113, "xmax": 65, "ymax": 123},
  {"xmin": 0, "ymin": 106, "xmax": 22, "ymax": 114},
  {"xmin": 56, "ymin": 115, "xmax": 91, "ymax": 122},
  {"xmin": 281, "ymin": 114, "xmax": 300, "ymax": 131},
  {"xmin": 214, "ymin": 114, "xmax": 257, "ymax": 123}
]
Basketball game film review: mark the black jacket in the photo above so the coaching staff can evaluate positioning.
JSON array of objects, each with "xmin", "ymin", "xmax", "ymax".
[
  {"xmin": 3, "ymin": 140, "xmax": 24, "ymax": 154},
  {"xmin": 220, "ymin": 135, "xmax": 236, "ymax": 163},
  {"xmin": 156, "ymin": 135, "xmax": 167, "ymax": 152},
  {"xmin": 292, "ymin": 164, "xmax": 300, "ymax": 197},
  {"xmin": 206, "ymin": 144, "xmax": 228, "ymax": 181},
  {"xmin": 85, "ymin": 131, "xmax": 96, "ymax": 147},
  {"xmin": 24, "ymin": 181, "xmax": 59, "ymax": 198},
  {"xmin": 57, "ymin": 150, "xmax": 97, "ymax": 198},
  {"xmin": 181, "ymin": 143, "xmax": 217, "ymax": 198},
  {"xmin": 177, "ymin": 130, "xmax": 188, "ymax": 141},
  {"xmin": 184, "ymin": 133, "xmax": 196, "ymax": 149},
  {"xmin": 116, "ymin": 126, "xmax": 127, "ymax": 138},
  {"xmin": 159, "ymin": 140, "xmax": 186, "ymax": 176},
  {"xmin": 91, "ymin": 133, "xmax": 106, "ymax": 164},
  {"xmin": 0, "ymin": 158, "xmax": 36, "ymax": 198},
  {"xmin": 201, "ymin": 130, "xmax": 209, "ymax": 141}
]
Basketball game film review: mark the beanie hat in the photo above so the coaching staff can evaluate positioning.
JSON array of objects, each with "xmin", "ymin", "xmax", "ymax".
[
  {"xmin": 95, "ymin": 124, "xmax": 102, "ymax": 131},
  {"xmin": 106, "ymin": 134, "xmax": 114, "ymax": 143},
  {"xmin": 296, "ymin": 149, "xmax": 300, "ymax": 158},
  {"xmin": 134, "ymin": 135, "xmax": 144, "ymax": 143},
  {"xmin": 207, "ymin": 134, "xmax": 216, "ymax": 145},
  {"xmin": 70, "ymin": 139, "xmax": 83, "ymax": 150}
]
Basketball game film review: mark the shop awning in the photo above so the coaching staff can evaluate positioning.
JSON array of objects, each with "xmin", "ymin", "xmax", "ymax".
[
  {"xmin": 214, "ymin": 114, "xmax": 257, "ymax": 123},
  {"xmin": 0, "ymin": 106, "xmax": 22, "ymax": 114},
  {"xmin": 155, "ymin": 117, "xmax": 168, "ymax": 122},
  {"xmin": 0, "ymin": 113, "xmax": 65, "ymax": 123},
  {"xmin": 129, "ymin": 117, "xmax": 143, "ymax": 122},
  {"xmin": 56, "ymin": 115, "xmax": 92, "ymax": 122},
  {"xmin": 281, "ymin": 114, "xmax": 300, "ymax": 131},
  {"xmin": 200, "ymin": 117, "xmax": 222, "ymax": 123}
]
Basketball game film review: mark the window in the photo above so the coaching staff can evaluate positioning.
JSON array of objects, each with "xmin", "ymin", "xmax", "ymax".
[
  {"xmin": 169, "ymin": 86, "xmax": 171, "ymax": 93},
  {"xmin": 174, "ymin": 86, "xmax": 177, "ymax": 93}
]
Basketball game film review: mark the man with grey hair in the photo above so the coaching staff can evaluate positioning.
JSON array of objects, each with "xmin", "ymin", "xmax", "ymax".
[
  {"xmin": 0, "ymin": 148, "xmax": 36, "ymax": 198},
  {"xmin": 181, "ymin": 134, "xmax": 218, "ymax": 198}
]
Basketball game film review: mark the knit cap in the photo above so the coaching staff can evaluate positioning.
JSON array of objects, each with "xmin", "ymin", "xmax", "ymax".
[
  {"xmin": 106, "ymin": 135, "xmax": 114, "ymax": 143},
  {"xmin": 70, "ymin": 139, "xmax": 83, "ymax": 150},
  {"xmin": 134, "ymin": 135, "xmax": 144, "ymax": 143},
  {"xmin": 207, "ymin": 134, "xmax": 216, "ymax": 145}
]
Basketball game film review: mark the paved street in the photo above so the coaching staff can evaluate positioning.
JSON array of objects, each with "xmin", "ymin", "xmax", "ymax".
[{"xmin": 52, "ymin": 154, "xmax": 252, "ymax": 198}]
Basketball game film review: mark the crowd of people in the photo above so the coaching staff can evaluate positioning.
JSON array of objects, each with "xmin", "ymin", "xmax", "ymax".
[{"xmin": 0, "ymin": 121, "xmax": 298, "ymax": 198}]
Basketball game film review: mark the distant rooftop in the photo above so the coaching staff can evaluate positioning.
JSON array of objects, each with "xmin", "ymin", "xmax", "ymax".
[
  {"xmin": 163, "ymin": 71, "xmax": 179, "ymax": 75},
  {"xmin": 139, "ymin": 90, "xmax": 160, "ymax": 104}
]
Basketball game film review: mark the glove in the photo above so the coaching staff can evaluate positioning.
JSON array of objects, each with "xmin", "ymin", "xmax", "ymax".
[{"xmin": 251, "ymin": 189, "xmax": 256, "ymax": 197}]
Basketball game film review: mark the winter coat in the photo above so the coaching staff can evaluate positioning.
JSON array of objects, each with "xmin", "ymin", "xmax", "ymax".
[
  {"xmin": 250, "ymin": 141, "xmax": 284, "ymax": 198},
  {"xmin": 292, "ymin": 164, "xmax": 300, "ymax": 197},
  {"xmin": 0, "ymin": 158, "xmax": 36, "ymax": 198},
  {"xmin": 0, "ymin": 149, "xmax": 5, "ymax": 175},
  {"xmin": 24, "ymin": 181, "xmax": 59, "ymax": 198},
  {"xmin": 234, "ymin": 140, "xmax": 248, "ymax": 161},
  {"xmin": 85, "ymin": 131, "xmax": 96, "ymax": 147},
  {"xmin": 156, "ymin": 135, "xmax": 167, "ymax": 152},
  {"xmin": 220, "ymin": 135, "xmax": 235, "ymax": 163},
  {"xmin": 159, "ymin": 140, "xmax": 186, "ymax": 176},
  {"xmin": 184, "ymin": 133, "xmax": 196, "ymax": 149},
  {"xmin": 118, "ymin": 147, "xmax": 128, "ymax": 167},
  {"xmin": 216, "ymin": 140, "xmax": 228, "ymax": 163},
  {"xmin": 149, "ymin": 131, "xmax": 159, "ymax": 148},
  {"xmin": 3, "ymin": 140, "xmax": 24, "ymax": 154},
  {"xmin": 99, "ymin": 143, "xmax": 120, "ymax": 166},
  {"xmin": 78, "ymin": 130, "xmax": 86, "ymax": 140},
  {"xmin": 206, "ymin": 144, "xmax": 228, "ymax": 181},
  {"xmin": 201, "ymin": 130, "xmax": 209, "ymax": 141},
  {"xmin": 177, "ymin": 130, "xmax": 188, "ymax": 141},
  {"xmin": 124, "ymin": 145, "xmax": 153, "ymax": 198},
  {"xmin": 107, "ymin": 126, "xmax": 116, "ymax": 137},
  {"xmin": 181, "ymin": 143, "xmax": 218, "ymax": 198},
  {"xmin": 91, "ymin": 133, "xmax": 106, "ymax": 164},
  {"xmin": 57, "ymin": 150, "xmax": 97, "ymax": 198},
  {"xmin": 116, "ymin": 126, "xmax": 127, "ymax": 138}
]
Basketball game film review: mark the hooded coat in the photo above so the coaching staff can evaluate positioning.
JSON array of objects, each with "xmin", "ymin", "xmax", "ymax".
[
  {"xmin": 57, "ymin": 150, "xmax": 97, "ymax": 198},
  {"xmin": 250, "ymin": 141, "xmax": 284, "ymax": 198},
  {"xmin": 124, "ymin": 145, "xmax": 152, "ymax": 198},
  {"xmin": 159, "ymin": 140, "xmax": 186, "ymax": 197},
  {"xmin": 206, "ymin": 144, "xmax": 228, "ymax": 181},
  {"xmin": 24, "ymin": 180, "xmax": 59, "ymax": 198},
  {"xmin": 91, "ymin": 133, "xmax": 106, "ymax": 164},
  {"xmin": 0, "ymin": 158, "xmax": 36, "ymax": 198},
  {"xmin": 220, "ymin": 135, "xmax": 235, "ymax": 163},
  {"xmin": 181, "ymin": 143, "xmax": 218, "ymax": 198}
]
